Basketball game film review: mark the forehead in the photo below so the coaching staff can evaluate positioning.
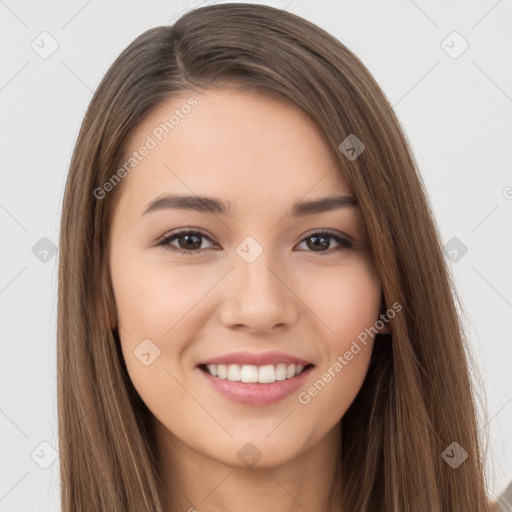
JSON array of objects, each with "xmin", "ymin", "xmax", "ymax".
[{"xmin": 117, "ymin": 88, "xmax": 352, "ymax": 214}]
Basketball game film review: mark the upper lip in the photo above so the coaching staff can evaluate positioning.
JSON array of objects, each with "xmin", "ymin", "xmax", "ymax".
[{"xmin": 198, "ymin": 351, "xmax": 313, "ymax": 367}]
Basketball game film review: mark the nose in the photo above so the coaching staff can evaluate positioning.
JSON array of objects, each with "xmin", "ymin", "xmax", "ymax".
[{"xmin": 218, "ymin": 248, "xmax": 300, "ymax": 333}]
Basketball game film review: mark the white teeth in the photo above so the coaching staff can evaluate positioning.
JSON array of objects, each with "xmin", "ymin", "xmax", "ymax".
[
  {"xmin": 206, "ymin": 364, "xmax": 218, "ymax": 377},
  {"xmin": 240, "ymin": 365, "xmax": 258, "ymax": 383},
  {"xmin": 275, "ymin": 363, "xmax": 287, "ymax": 381},
  {"xmin": 227, "ymin": 364, "xmax": 241, "ymax": 381},
  {"xmin": 205, "ymin": 362, "xmax": 308, "ymax": 383},
  {"xmin": 258, "ymin": 364, "xmax": 275, "ymax": 383},
  {"xmin": 217, "ymin": 364, "xmax": 227, "ymax": 379}
]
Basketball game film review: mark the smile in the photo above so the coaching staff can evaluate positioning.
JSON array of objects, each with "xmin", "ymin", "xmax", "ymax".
[
  {"xmin": 203, "ymin": 363, "xmax": 308, "ymax": 383},
  {"xmin": 196, "ymin": 351, "xmax": 315, "ymax": 405}
]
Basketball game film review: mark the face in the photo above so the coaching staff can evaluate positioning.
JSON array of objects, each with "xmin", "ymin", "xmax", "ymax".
[{"xmin": 108, "ymin": 88, "xmax": 383, "ymax": 469}]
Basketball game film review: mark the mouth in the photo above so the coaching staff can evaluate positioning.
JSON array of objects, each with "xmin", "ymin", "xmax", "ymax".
[
  {"xmin": 195, "ymin": 353, "xmax": 315, "ymax": 406},
  {"xmin": 198, "ymin": 362, "xmax": 314, "ymax": 384}
]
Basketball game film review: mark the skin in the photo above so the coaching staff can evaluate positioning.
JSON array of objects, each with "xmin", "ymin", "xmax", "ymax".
[{"xmin": 108, "ymin": 87, "xmax": 387, "ymax": 512}]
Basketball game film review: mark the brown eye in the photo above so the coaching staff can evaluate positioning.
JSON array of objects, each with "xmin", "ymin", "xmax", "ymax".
[
  {"xmin": 297, "ymin": 230, "xmax": 354, "ymax": 253},
  {"xmin": 176, "ymin": 233, "xmax": 203, "ymax": 250},
  {"xmin": 158, "ymin": 230, "xmax": 216, "ymax": 255},
  {"xmin": 305, "ymin": 233, "xmax": 330, "ymax": 251}
]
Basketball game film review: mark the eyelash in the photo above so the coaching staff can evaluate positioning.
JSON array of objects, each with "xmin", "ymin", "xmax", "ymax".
[{"xmin": 157, "ymin": 228, "xmax": 354, "ymax": 256}]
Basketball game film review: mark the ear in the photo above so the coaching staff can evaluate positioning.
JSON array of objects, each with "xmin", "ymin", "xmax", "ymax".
[{"xmin": 376, "ymin": 319, "xmax": 391, "ymax": 335}]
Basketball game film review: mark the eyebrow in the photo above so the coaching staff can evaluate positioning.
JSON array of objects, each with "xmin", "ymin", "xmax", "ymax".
[{"xmin": 142, "ymin": 193, "xmax": 357, "ymax": 217}]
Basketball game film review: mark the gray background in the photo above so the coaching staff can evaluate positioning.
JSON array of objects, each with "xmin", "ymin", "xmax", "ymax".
[{"xmin": 1, "ymin": 0, "xmax": 511, "ymax": 510}]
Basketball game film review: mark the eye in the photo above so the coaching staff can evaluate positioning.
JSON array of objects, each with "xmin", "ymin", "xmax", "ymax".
[
  {"xmin": 157, "ymin": 228, "xmax": 353, "ymax": 255},
  {"xmin": 157, "ymin": 229, "xmax": 217, "ymax": 255},
  {"xmin": 295, "ymin": 229, "xmax": 354, "ymax": 254}
]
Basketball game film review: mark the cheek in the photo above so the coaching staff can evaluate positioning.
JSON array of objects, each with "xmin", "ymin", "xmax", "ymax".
[
  {"xmin": 294, "ymin": 256, "xmax": 381, "ymax": 424},
  {"xmin": 109, "ymin": 251, "xmax": 206, "ymax": 419},
  {"xmin": 302, "ymin": 255, "xmax": 382, "ymax": 343},
  {"xmin": 109, "ymin": 247, "xmax": 225, "ymax": 397},
  {"xmin": 110, "ymin": 250, "xmax": 216, "ymax": 342}
]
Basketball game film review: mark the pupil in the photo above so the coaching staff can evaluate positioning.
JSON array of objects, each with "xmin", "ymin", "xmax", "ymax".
[
  {"xmin": 182, "ymin": 234, "xmax": 201, "ymax": 249},
  {"xmin": 309, "ymin": 235, "xmax": 329, "ymax": 251}
]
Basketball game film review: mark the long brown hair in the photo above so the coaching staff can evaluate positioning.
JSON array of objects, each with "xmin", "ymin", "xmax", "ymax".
[{"xmin": 57, "ymin": 3, "xmax": 493, "ymax": 510}]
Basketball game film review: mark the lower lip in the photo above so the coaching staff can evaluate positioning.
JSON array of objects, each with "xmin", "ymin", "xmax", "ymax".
[{"xmin": 196, "ymin": 366, "xmax": 313, "ymax": 406}]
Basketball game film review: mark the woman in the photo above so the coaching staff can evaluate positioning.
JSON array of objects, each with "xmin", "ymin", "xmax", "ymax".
[{"xmin": 57, "ymin": 3, "xmax": 498, "ymax": 510}]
